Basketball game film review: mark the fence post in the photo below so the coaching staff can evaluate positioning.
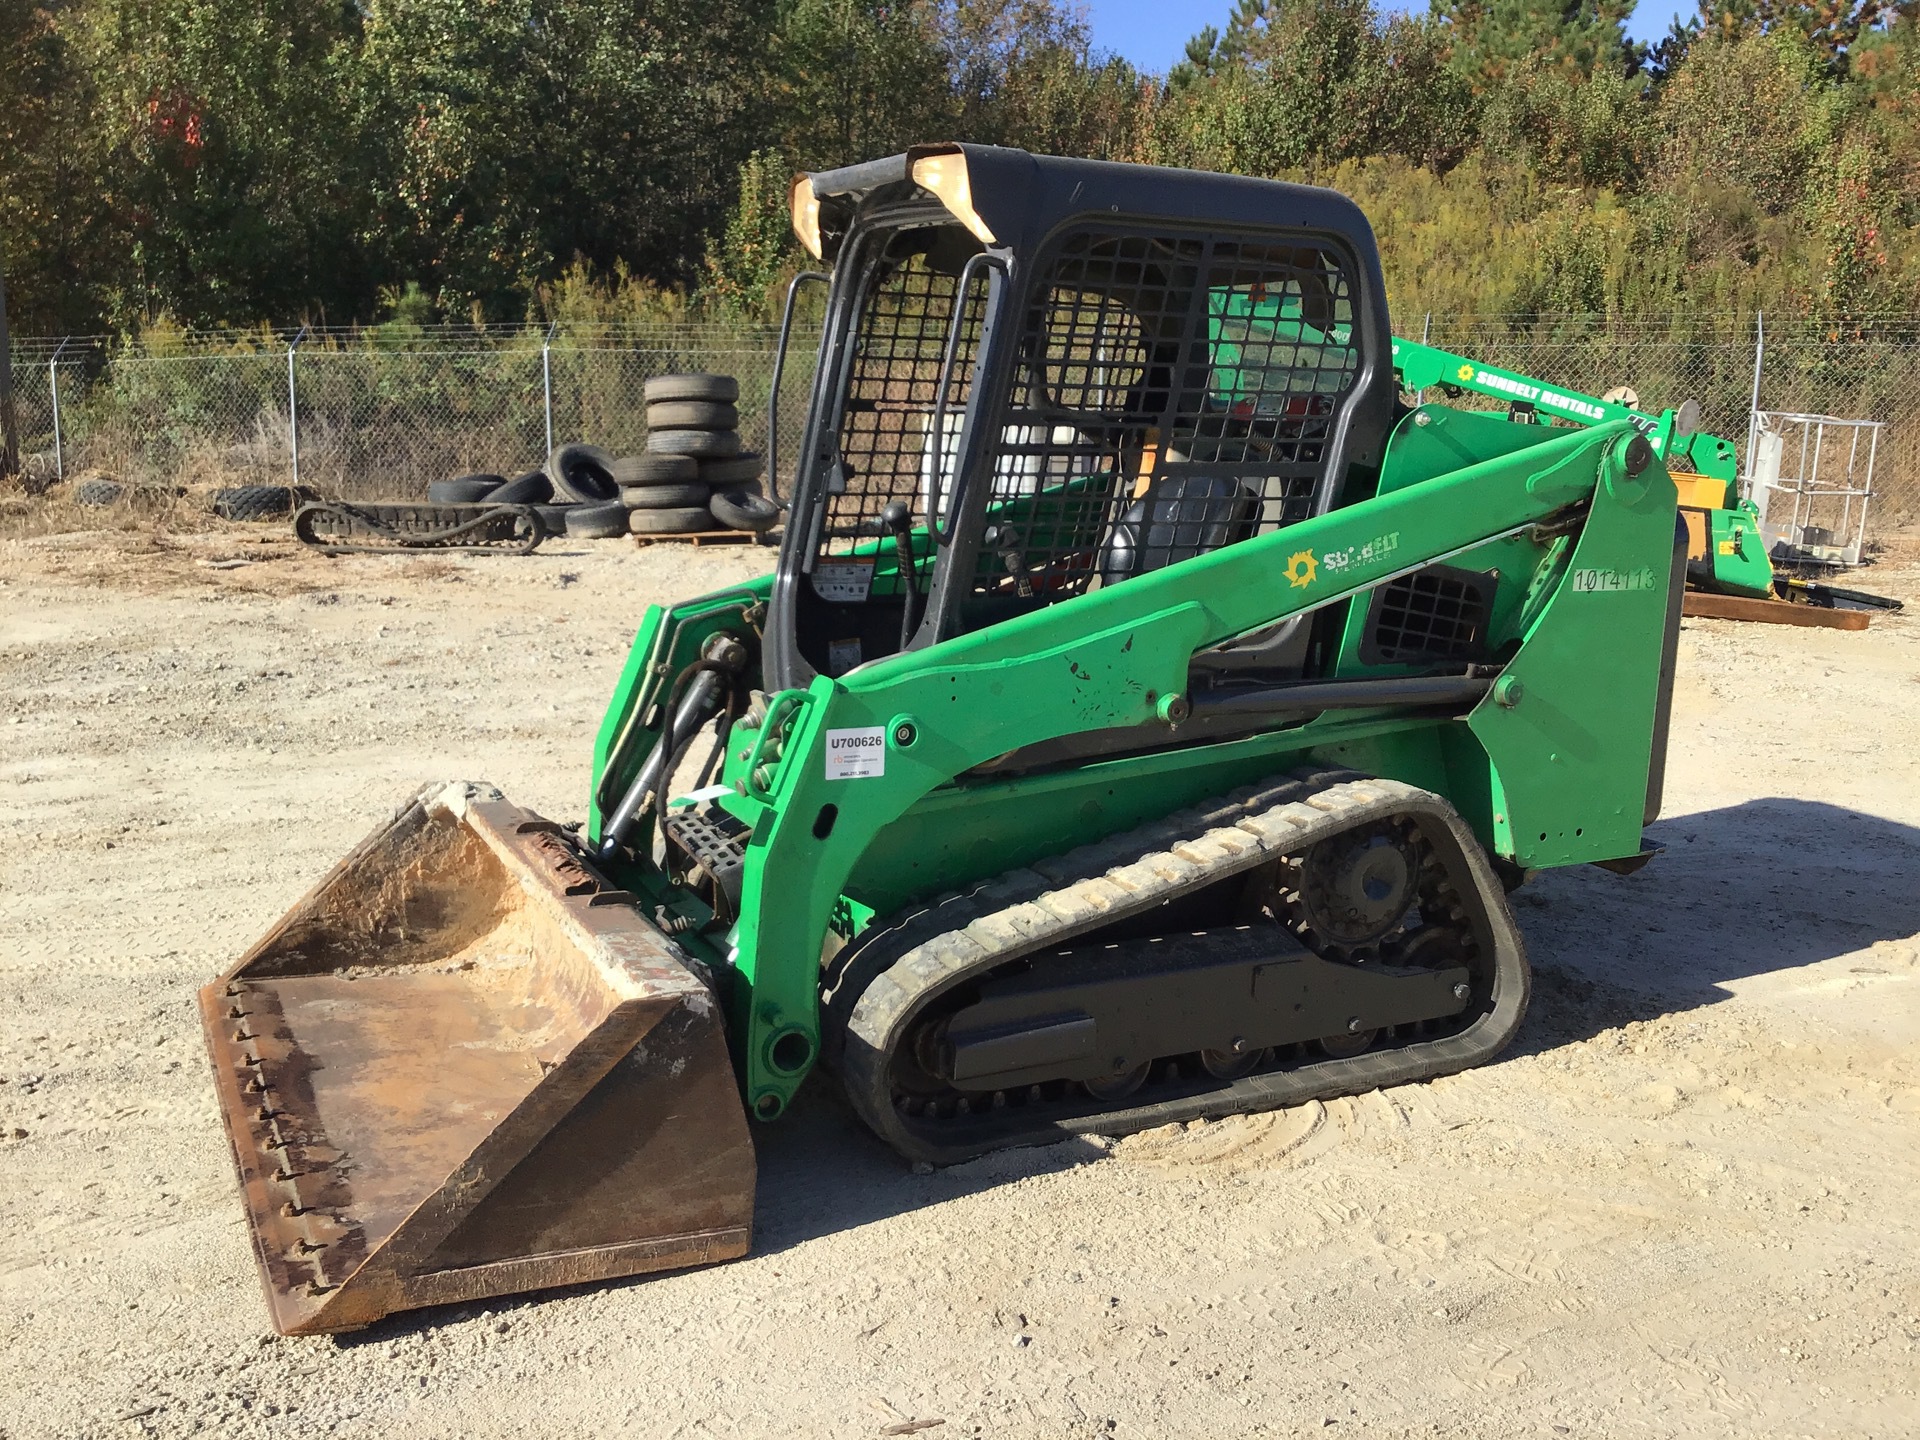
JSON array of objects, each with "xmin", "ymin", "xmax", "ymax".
[
  {"xmin": 0, "ymin": 255, "xmax": 17, "ymax": 481},
  {"xmin": 48, "ymin": 336, "xmax": 72, "ymax": 481},
  {"xmin": 542, "ymin": 321, "xmax": 558, "ymax": 459},
  {"xmin": 1741, "ymin": 311, "xmax": 1765, "ymax": 497},
  {"xmin": 286, "ymin": 325, "xmax": 310, "ymax": 487},
  {"xmin": 1416, "ymin": 312, "xmax": 1432, "ymax": 406}
]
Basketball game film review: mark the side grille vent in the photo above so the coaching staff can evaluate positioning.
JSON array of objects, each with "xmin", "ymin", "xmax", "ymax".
[{"xmin": 1360, "ymin": 565, "xmax": 1494, "ymax": 667}]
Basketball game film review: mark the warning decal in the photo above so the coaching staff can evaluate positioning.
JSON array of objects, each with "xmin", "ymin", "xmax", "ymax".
[{"xmin": 812, "ymin": 562, "xmax": 874, "ymax": 603}]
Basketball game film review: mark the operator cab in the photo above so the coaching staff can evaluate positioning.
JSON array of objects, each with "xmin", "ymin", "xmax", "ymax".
[{"xmin": 765, "ymin": 145, "xmax": 1399, "ymax": 696}]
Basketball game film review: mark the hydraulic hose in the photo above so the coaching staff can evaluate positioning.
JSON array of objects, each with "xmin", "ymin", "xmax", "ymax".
[
  {"xmin": 597, "ymin": 668, "xmax": 724, "ymax": 862},
  {"xmin": 597, "ymin": 633, "xmax": 747, "ymax": 861}
]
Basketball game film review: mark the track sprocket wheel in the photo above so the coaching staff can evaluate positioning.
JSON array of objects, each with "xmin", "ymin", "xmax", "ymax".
[{"xmin": 1289, "ymin": 820, "xmax": 1423, "ymax": 954}]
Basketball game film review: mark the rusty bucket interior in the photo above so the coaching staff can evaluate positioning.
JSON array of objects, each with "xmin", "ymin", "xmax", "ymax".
[{"xmin": 199, "ymin": 782, "xmax": 754, "ymax": 1336}]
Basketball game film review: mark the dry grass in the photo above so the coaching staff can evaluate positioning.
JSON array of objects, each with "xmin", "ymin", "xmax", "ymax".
[
  {"xmin": 0, "ymin": 473, "xmax": 236, "ymax": 543},
  {"xmin": 0, "ymin": 483, "xmax": 520, "ymax": 603},
  {"xmin": 0, "ymin": 478, "xmax": 347, "ymax": 600},
  {"xmin": 1870, "ymin": 524, "xmax": 1920, "ymax": 567}
]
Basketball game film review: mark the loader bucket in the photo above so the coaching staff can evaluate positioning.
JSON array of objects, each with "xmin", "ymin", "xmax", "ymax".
[{"xmin": 199, "ymin": 782, "xmax": 754, "ymax": 1336}]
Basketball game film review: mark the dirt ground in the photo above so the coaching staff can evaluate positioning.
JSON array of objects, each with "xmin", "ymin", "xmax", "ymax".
[{"xmin": 2, "ymin": 520, "xmax": 1917, "ymax": 1440}]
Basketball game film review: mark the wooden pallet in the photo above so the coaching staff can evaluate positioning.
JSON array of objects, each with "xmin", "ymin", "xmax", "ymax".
[
  {"xmin": 1682, "ymin": 589, "xmax": 1870, "ymax": 631},
  {"xmin": 630, "ymin": 528, "xmax": 780, "ymax": 550}
]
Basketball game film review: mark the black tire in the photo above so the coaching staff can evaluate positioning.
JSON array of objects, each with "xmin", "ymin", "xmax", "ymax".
[
  {"xmin": 698, "ymin": 452, "xmax": 764, "ymax": 486},
  {"xmin": 545, "ymin": 442, "xmax": 619, "ymax": 503},
  {"xmin": 73, "ymin": 479, "xmax": 124, "ymax": 506},
  {"xmin": 428, "ymin": 474, "xmax": 506, "ymax": 504},
  {"xmin": 491, "ymin": 469, "xmax": 553, "ymax": 504},
  {"xmin": 710, "ymin": 489, "xmax": 781, "ymax": 534},
  {"xmin": 646, "ymin": 399, "xmax": 738, "ymax": 431},
  {"xmin": 621, "ymin": 481, "xmax": 711, "ymax": 509},
  {"xmin": 628, "ymin": 506, "xmax": 714, "ymax": 535},
  {"xmin": 213, "ymin": 485, "xmax": 298, "ymax": 521},
  {"xmin": 564, "ymin": 501, "xmax": 632, "ymax": 539},
  {"xmin": 643, "ymin": 373, "xmax": 738, "ymax": 405},
  {"xmin": 531, "ymin": 503, "xmax": 574, "ymax": 534},
  {"xmin": 646, "ymin": 428, "xmax": 741, "ymax": 459},
  {"xmin": 609, "ymin": 453, "xmax": 699, "ymax": 487}
]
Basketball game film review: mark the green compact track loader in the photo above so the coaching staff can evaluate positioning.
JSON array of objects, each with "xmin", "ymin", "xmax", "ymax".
[{"xmin": 204, "ymin": 145, "xmax": 1691, "ymax": 1335}]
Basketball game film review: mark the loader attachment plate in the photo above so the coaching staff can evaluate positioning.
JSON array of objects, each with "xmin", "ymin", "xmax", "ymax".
[{"xmin": 200, "ymin": 783, "xmax": 754, "ymax": 1336}]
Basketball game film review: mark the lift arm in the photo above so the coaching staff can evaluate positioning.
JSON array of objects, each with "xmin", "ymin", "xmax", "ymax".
[{"xmin": 1391, "ymin": 336, "xmax": 1732, "ymax": 475}]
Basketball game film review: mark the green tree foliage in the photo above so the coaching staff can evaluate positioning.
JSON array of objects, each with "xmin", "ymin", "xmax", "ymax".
[
  {"xmin": 1146, "ymin": 1, "xmax": 1475, "ymax": 179},
  {"xmin": 772, "ymin": 0, "xmax": 952, "ymax": 171},
  {"xmin": 767, "ymin": 1, "xmax": 1141, "ymax": 174},
  {"xmin": 2, "ymin": 0, "xmax": 1918, "ymax": 333},
  {"xmin": 362, "ymin": 0, "xmax": 775, "ymax": 318},
  {"xmin": 1, "ymin": 0, "xmax": 115, "ymax": 332},
  {"xmin": 1657, "ymin": 28, "xmax": 1839, "ymax": 215},
  {"xmin": 1477, "ymin": 60, "xmax": 1653, "ymax": 189},
  {"xmin": 705, "ymin": 149, "xmax": 802, "ymax": 317},
  {"xmin": 749, "ymin": 0, "xmax": 1145, "ymax": 313},
  {"xmin": 1432, "ymin": 0, "xmax": 1640, "ymax": 86},
  {"xmin": 944, "ymin": 0, "xmax": 1142, "ymax": 156},
  {"xmin": 1697, "ymin": 0, "xmax": 1916, "ymax": 73},
  {"xmin": 80, "ymin": 0, "xmax": 376, "ymax": 327},
  {"xmin": 1168, "ymin": 0, "xmax": 1266, "ymax": 90}
]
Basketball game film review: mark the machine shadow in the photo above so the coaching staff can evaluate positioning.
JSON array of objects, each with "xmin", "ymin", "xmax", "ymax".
[
  {"xmin": 753, "ymin": 795, "xmax": 1920, "ymax": 1255},
  {"xmin": 749, "ymin": 1087, "xmax": 1111, "ymax": 1260},
  {"xmin": 1504, "ymin": 795, "xmax": 1920, "ymax": 1055},
  {"xmin": 334, "ymin": 795, "xmax": 1920, "ymax": 1333}
]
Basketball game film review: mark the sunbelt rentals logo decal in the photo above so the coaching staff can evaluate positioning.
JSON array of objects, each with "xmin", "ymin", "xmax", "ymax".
[
  {"xmin": 1285, "ymin": 531, "xmax": 1400, "ymax": 591},
  {"xmin": 1457, "ymin": 365, "xmax": 1608, "ymax": 423}
]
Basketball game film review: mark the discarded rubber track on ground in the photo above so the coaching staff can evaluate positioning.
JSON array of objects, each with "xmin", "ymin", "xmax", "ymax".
[{"xmin": 293, "ymin": 500, "xmax": 546, "ymax": 555}]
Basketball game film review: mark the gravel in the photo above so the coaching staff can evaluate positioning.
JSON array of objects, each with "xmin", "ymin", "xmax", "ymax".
[{"xmin": 1, "ymin": 524, "xmax": 1917, "ymax": 1439}]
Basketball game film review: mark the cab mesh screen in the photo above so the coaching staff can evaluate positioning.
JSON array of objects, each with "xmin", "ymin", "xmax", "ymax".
[
  {"xmin": 970, "ymin": 228, "xmax": 1361, "ymax": 602},
  {"xmin": 809, "ymin": 224, "xmax": 1361, "ymax": 611},
  {"xmin": 816, "ymin": 230, "xmax": 985, "ymax": 599}
]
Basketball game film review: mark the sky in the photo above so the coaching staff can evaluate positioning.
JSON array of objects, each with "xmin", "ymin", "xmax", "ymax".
[{"xmin": 1079, "ymin": 1, "xmax": 1696, "ymax": 73}]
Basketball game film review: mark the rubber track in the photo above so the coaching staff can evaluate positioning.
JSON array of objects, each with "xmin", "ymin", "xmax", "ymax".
[
  {"xmin": 835, "ymin": 769, "xmax": 1531, "ymax": 1165},
  {"xmin": 292, "ymin": 501, "xmax": 545, "ymax": 554}
]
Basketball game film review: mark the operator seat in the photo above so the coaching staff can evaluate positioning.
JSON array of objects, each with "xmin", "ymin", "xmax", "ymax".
[{"xmin": 1098, "ymin": 473, "xmax": 1257, "ymax": 587}]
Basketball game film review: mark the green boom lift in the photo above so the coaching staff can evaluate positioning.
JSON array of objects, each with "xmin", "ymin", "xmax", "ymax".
[
  {"xmin": 1391, "ymin": 337, "xmax": 1774, "ymax": 600},
  {"xmin": 205, "ymin": 146, "xmax": 1699, "ymax": 1335}
]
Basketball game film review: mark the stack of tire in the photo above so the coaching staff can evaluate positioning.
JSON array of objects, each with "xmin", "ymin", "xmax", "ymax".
[
  {"xmin": 427, "ymin": 445, "xmax": 630, "ymax": 539},
  {"xmin": 624, "ymin": 374, "xmax": 780, "ymax": 539}
]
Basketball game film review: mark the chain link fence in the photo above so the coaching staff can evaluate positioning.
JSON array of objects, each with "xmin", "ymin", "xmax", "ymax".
[
  {"xmin": 1419, "ymin": 313, "xmax": 1920, "ymax": 540},
  {"xmin": 9, "ymin": 314, "xmax": 1920, "ymax": 540},
  {"xmin": 5, "ymin": 324, "xmax": 811, "ymax": 502},
  {"xmin": 5, "ymin": 338, "xmax": 89, "ymax": 485}
]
